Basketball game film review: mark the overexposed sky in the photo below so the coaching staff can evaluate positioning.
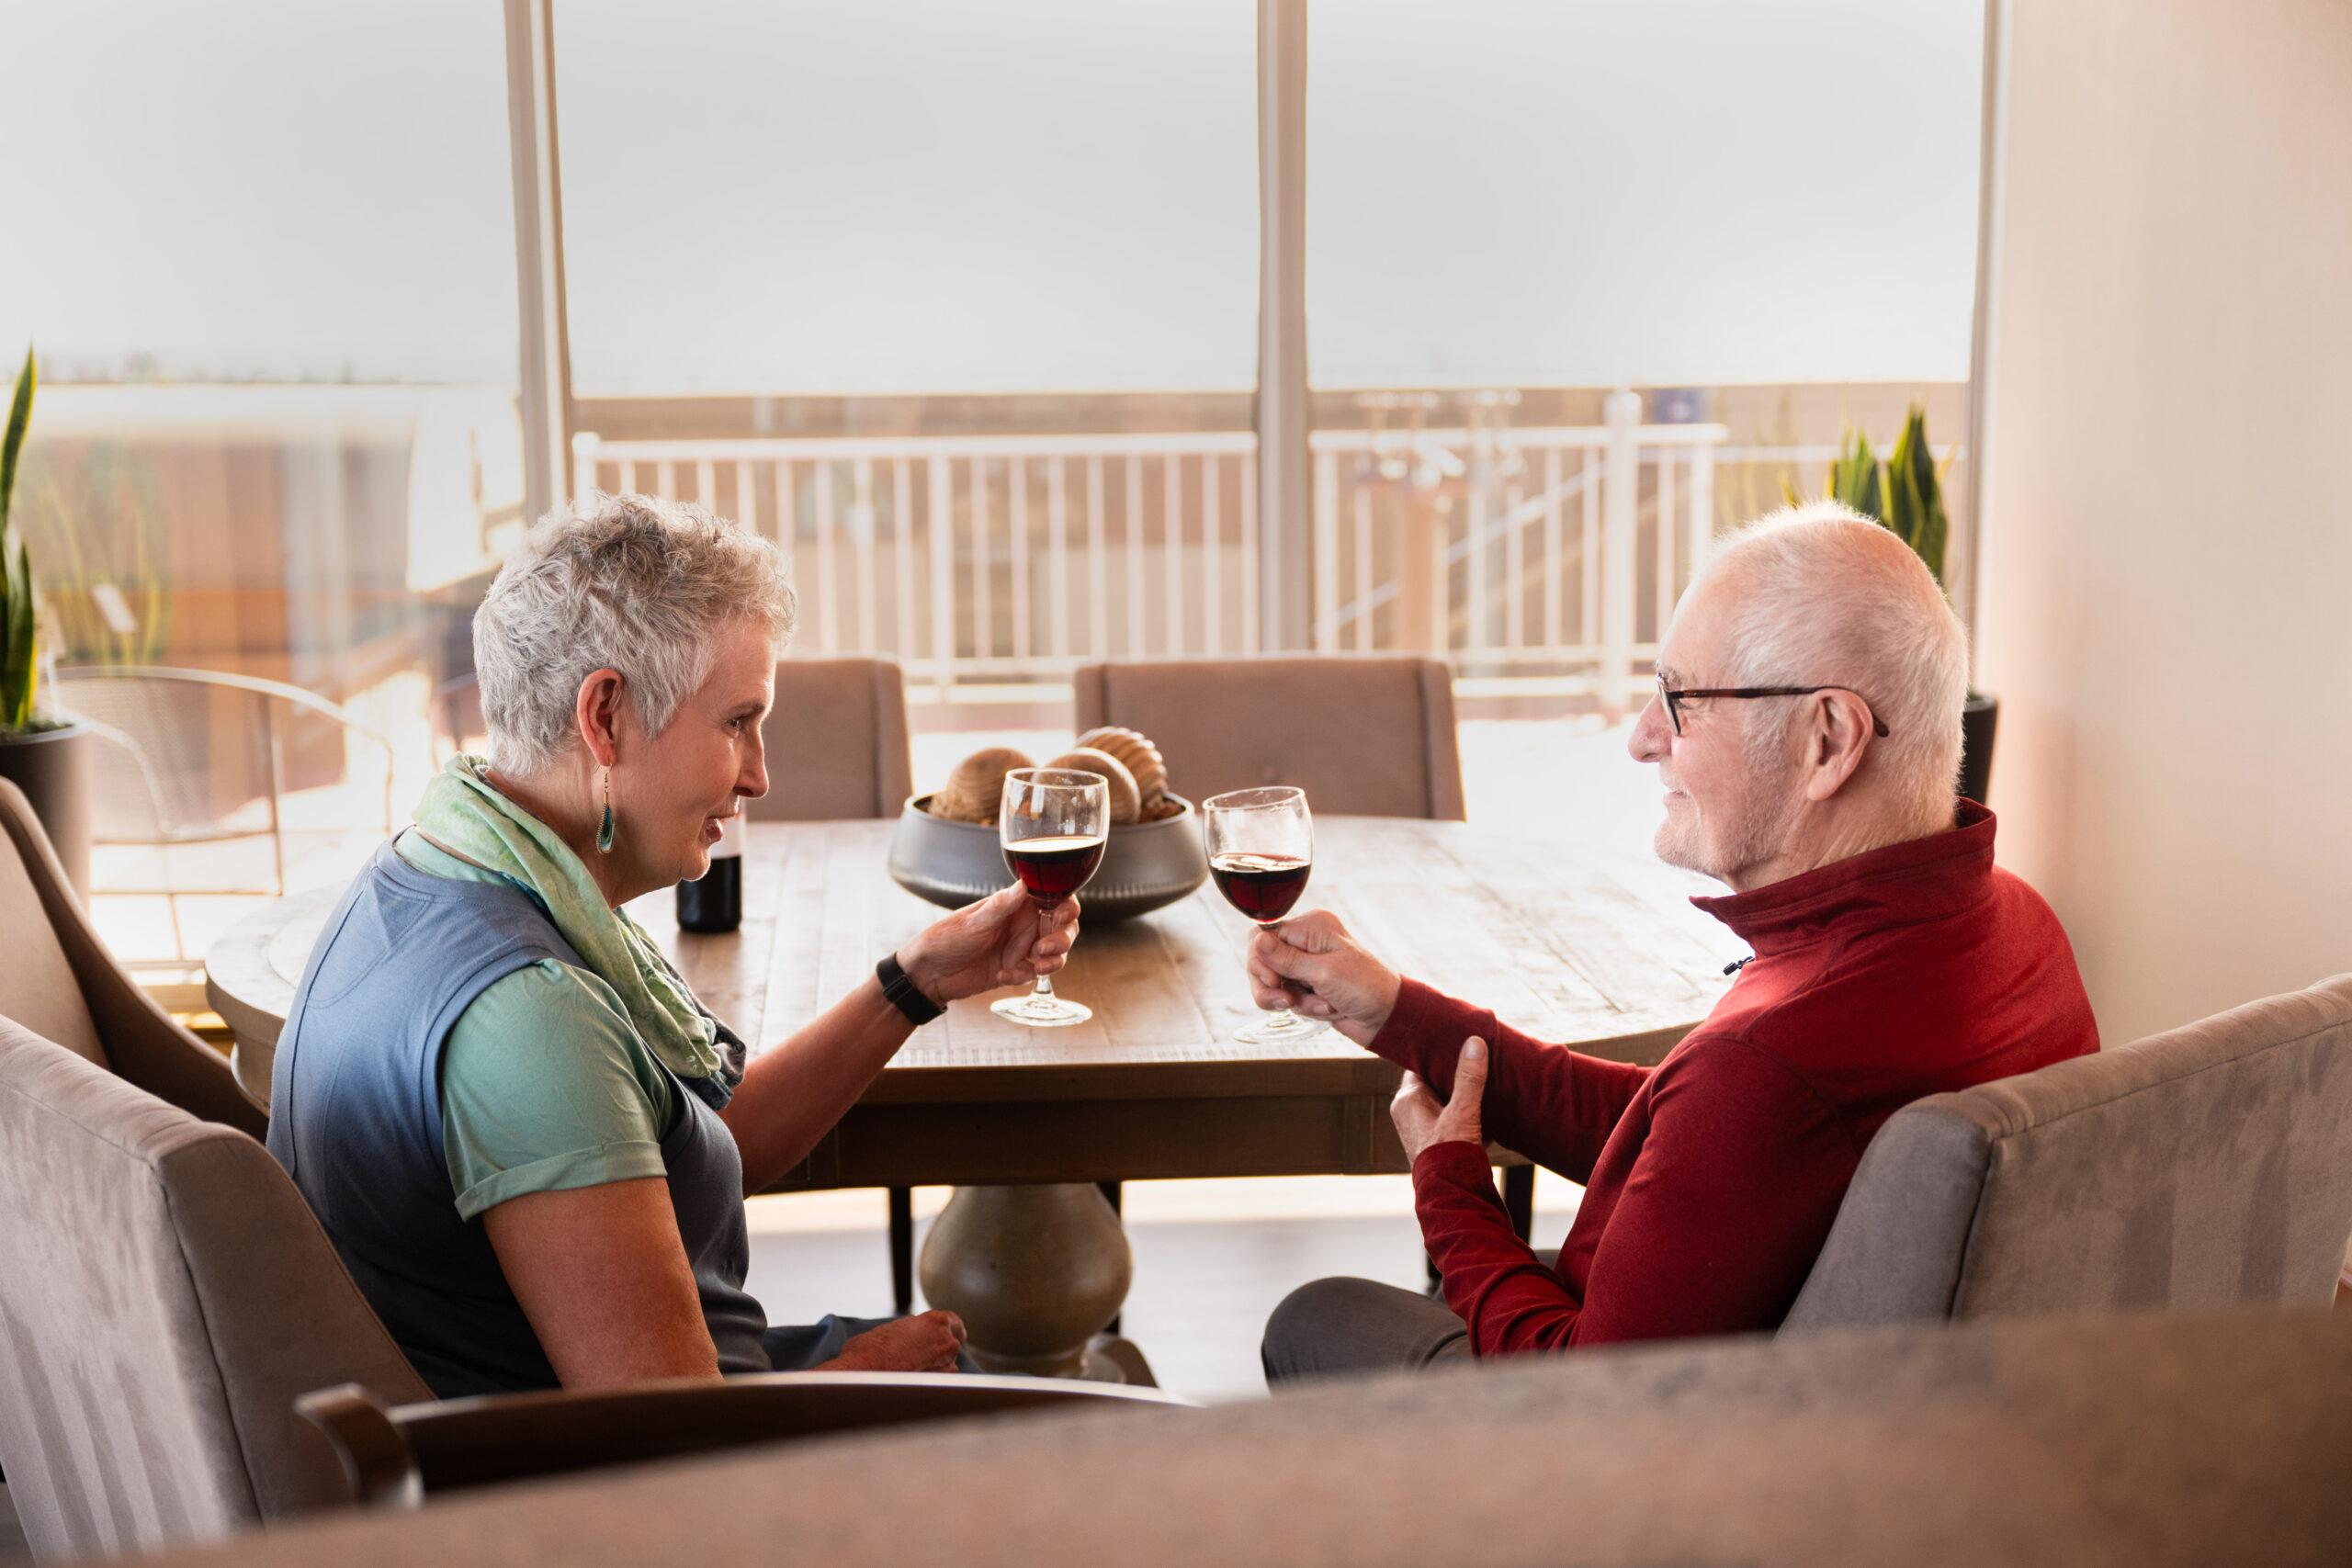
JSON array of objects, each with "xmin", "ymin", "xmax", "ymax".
[{"xmin": 2, "ymin": 0, "xmax": 1983, "ymax": 393}]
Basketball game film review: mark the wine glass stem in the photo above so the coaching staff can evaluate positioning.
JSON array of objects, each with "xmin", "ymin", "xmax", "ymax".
[{"xmin": 1030, "ymin": 900, "xmax": 1055, "ymax": 1000}]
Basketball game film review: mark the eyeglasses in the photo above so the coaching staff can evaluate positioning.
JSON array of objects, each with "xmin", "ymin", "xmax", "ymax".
[{"xmin": 1655, "ymin": 676, "xmax": 1892, "ymax": 739}]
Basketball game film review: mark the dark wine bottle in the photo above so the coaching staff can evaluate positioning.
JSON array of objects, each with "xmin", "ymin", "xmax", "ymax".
[{"xmin": 676, "ymin": 815, "xmax": 744, "ymax": 933}]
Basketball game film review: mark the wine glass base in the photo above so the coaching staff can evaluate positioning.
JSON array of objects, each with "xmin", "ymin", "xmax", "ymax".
[
  {"xmin": 992, "ymin": 993, "xmax": 1093, "ymax": 1028},
  {"xmin": 1234, "ymin": 1011, "xmax": 1328, "ymax": 1045}
]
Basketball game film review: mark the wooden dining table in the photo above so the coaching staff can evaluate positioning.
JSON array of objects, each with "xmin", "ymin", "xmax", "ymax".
[{"xmin": 207, "ymin": 815, "xmax": 1736, "ymax": 1381}]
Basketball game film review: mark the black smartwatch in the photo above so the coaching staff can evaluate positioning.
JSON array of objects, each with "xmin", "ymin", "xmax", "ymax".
[{"xmin": 876, "ymin": 951, "xmax": 944, "ymax": 1025}]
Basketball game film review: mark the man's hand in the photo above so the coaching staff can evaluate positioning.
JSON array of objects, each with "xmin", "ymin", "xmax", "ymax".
[
  {"xmin": 1245, "ymin": 909, "xmax": 1404, "ymax": 1046},
  {"xmin": 899, "ymin": 884, "xmax": 1079, "ymax": 1004},
  {"xmin": 1390, "ymin": 1037, "xmax": 1488, "ymax": 1164},
  {"xmin": 820, "ymin": 1310, "xmax": 967, "ymax": 1373}
]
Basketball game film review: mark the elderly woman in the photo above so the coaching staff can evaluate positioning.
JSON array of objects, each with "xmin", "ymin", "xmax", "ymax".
[{"xmin": 267, "ymin": 493, "xmax": 1077, "ymax": 1397}]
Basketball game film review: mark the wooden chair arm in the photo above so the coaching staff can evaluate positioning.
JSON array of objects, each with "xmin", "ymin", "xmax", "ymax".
[{"xmin": 298, "ymin": 1372, "xmax": 1193, "ymax": 1508}]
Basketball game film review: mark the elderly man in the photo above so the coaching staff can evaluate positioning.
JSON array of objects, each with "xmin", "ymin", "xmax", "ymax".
[{"xmin": 1254, "ymin": 503, "xmax": 2098, "ymax": 1382}]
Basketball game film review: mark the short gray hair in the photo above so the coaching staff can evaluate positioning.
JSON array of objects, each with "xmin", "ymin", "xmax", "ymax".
[
  {"xmin": 1712, "ymin": 502, "xmax": 1969, "ymax": 829},
  {"xmin": 474, "ymin": 491, "xmax": 795, "ymax": 776}
]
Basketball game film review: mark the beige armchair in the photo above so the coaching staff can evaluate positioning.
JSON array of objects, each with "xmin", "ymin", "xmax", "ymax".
[
  {"xmin": 0, "ymin": 777, "xmax": 261, "ymax": 1137},
  {"xmin": 0, "ymin": 1021, "xmax": 1185, "ymax": 1561},
  {"xmin": 1072, "ymin": 656, "xmax": 1465, "ymax": 821},
  {"xmin": 1786, "ymin": 973, "xmax": 2352, "ymax": 1331}
]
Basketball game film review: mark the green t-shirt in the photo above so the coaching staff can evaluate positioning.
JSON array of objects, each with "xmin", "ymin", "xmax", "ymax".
[{"xmin": 393, "ymin": 829, "xmax": 681, "ymax": 1221}]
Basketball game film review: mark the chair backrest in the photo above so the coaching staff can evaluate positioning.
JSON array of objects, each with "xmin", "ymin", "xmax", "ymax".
[
  {"xmin": 750, "ymin": 657, "xmax": 913, "ymax": 821},
  {"xmin": 0, "ymin": 780, "xmax": 104, "ymax": 1066},
  {"xmin": 1784, "ymin": 973, "xmax": 2352, "ymax": 1333},
  {"xmin": 0, "ymin": 779, "xmax": 264, "ymax": 1137},
  {"xmin": 1071, "ymin": 656, "xmax": 1465, "ymax": 820},
  {"xmin": 0, "ymin": 1021, "xmax": 431, "ymax": 1561}
]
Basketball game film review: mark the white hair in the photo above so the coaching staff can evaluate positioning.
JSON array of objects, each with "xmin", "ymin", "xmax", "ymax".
[
  {"xmin": 474, "ymin": 491, "xmax": 794, "ymax": 776},
  {"xmin": 1708, "ymin": 502, "xmax": 1969, "ymax": 833}
]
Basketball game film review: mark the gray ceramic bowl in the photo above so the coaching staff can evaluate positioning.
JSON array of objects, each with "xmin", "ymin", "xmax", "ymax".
[{"xmin": 888, "ymin": 793, "xmax": 1208, "ymax": 924}]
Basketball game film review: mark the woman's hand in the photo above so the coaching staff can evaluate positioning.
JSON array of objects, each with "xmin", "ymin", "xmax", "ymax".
[
  {"xmin": 899, "ymin": 883, "xmax": 1080, "ymax": 1004},
  {"xmin": 820, "ymin": 1310, "xmax": 967, "ymax": 1373},
  {"xmin": 1246, "ymin": 909, "xmax": 1404, "ymax": 1047}
]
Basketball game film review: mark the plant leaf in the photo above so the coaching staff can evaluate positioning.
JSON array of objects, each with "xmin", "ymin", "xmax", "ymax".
[
  {"xmin": 1894, "ymin": 404, "xmax": 1949, "ymax": 589},
  {"xmin": 1, "ymin": 346, "xmax": 33, "ymax": 541},
  {"xmin": 4, "ymin": 538, "xmax": 34, "ymax": 728}
]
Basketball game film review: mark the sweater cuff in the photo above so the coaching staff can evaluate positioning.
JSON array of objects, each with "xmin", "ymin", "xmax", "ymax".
[
  {"xmin": 1368, "ymin": 977, "xmax": 1487, "ymax": 1067},
  {"xmin": 1410, "ymin": 1137, "xmax": 1510, "ymax": 1216}
]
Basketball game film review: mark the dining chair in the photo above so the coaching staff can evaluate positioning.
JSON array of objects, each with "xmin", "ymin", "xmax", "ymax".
[
  {"xmin": 1071, "ymin": 655, "xmax": 1465, "ymax": 820},
  {"xmin": 0, "ymin": 777, "xmax": 263, "ymax": 1137},
  {"xmin": 1783, "ymin": 972, "xmax": 2352, "ymax": 1332},
  {"xmin": 1071, "ymin": 657, "xmax": 1522, "ymax": 1281},
  {"xmin": 0, "ymin": 1021, "xmax": 1186, "ymax": 1562},
  {"xmin": 747, "ymin": 656, "xmax": 915, "ymax": 822},
  {"xmin": 749, "ymin": 658, "xmax": 922, "ymax": 1312}
]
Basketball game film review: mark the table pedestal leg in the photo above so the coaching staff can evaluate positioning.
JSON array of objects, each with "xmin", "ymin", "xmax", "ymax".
[{"xmin": 916, "ymin": 1183, "xmax": 1145, "ymax": 1382}]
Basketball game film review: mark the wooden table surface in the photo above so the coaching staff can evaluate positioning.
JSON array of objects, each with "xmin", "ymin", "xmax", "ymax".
[{"xmin": 207, "ymin": 817, "xmax": 1737, "ymax": 1190}]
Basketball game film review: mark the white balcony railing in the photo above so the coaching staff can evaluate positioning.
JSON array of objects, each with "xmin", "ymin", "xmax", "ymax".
[{"xmin": 573, "ymin": 392, "xmax": 1744, "ymax": 709}]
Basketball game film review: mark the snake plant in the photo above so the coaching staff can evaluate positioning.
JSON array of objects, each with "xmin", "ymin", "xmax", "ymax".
[
  {"xmin": 2, "ymin": 345, "xmax": 45, "ymax": 732},
  {"xmin": 1788, "ymin": 403, "xmax": 1951, "ymax": 592}
]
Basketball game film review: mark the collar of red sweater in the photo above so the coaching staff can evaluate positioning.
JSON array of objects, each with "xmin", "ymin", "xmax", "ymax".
[{"xmin": 1690, "ymin": 799, "xmax": 1996, "ymax": 959}]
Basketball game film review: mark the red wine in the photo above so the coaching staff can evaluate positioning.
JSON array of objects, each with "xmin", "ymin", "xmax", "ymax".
[
  {"xmin": 1210, "ymin": 851, "xmax": 1311, "ymax": 921},
  {"xmin": 1004, "ymin": 834, "xmax": 1105, "ymax": 900}
]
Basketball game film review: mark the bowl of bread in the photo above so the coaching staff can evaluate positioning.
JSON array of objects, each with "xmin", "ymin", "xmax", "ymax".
[{"xmin": 888, "ymin": 726, "xmax": 1208, "ymax": 923}]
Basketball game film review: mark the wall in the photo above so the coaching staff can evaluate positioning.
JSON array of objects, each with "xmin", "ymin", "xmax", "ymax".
[{"xmin": 1973, "ymin": 0, "xmax": 2352, "ymax": 1043}]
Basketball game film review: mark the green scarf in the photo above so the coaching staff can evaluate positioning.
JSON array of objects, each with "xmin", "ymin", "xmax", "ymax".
[{"xmin": 413, "ymin": 754, "xmax": 724, "ymax": 1085}]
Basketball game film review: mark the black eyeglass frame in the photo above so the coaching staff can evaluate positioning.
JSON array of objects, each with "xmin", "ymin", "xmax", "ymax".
[{"xmin": 1655, "ymin": 678, "xmax": 1892, "ymax": 739}]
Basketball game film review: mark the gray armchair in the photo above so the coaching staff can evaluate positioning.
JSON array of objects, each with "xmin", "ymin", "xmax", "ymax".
[
  {"xmin": 0, "ymin": 777, "xmax": 261, "ymax": 1136},
  {"xmin": 1785, "ymin": 973, "xmax": 2352, "ymax": 1331},
  {"xmin": 0, "ymin": 1021, "xmax": 1185, "ymax": 1561}
]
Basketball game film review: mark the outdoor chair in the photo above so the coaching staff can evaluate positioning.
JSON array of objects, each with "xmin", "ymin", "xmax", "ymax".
[
  {"xmin": 0, "ymin": 777, "xmax": 262, "ymax": 1137},
  {"xmin": 0, "ymin": 1021, "xmax": 1186, "ymax": 1561},
  {"xmin": 1784, "ymin": 973, "xmax": 2352, "ymax": 1331},
  {"xmin": 427, "ymin": 672, "xmax": 486, "ymax": 764},
  {"xmin": 50, "ymin": 666, "xmax": 396, "ymax": 967}
]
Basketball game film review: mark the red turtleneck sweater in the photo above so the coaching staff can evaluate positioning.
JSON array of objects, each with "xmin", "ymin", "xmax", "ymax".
[{"xmin": 1380, "ymin": 803, "xmax": 2098, "ymax": 1354}]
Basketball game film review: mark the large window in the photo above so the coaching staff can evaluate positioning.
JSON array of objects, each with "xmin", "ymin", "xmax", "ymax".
[
  {"xmin": 1305, "ymin": 0, "xmax": 1984, "ymax": 681},
  {"xmin": 559, "ymin": 0, "xmax": 1259, "ymax": 397},
  {"xmin": 6, "ymin": 0, "xmax": 522, "ymax": 966},
  {"xmin": 557, "ymin": 1, "xmax": 1262, "ymax": 673}
]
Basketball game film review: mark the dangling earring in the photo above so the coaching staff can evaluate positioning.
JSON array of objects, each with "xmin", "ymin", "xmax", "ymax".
[{"xmin": 596, "ymin": 767, "xmax": 616, "ymax": 853}]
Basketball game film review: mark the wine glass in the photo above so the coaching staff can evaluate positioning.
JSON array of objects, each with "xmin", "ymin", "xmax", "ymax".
[
  {"xmin": 994, "ymin": 768, "xmax": 1109, "ymax": 1027},
  {"xmin": 1202, "ymin": 785, "xmax": 1325, "ymax": 1044}
]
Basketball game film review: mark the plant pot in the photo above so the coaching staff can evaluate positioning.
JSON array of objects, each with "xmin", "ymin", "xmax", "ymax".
[
  {"xmin": 1960, "ymin": 691, "xmax": 1998, "ymax": 807},
  {"xmin": 0, "ymin": 720, "xmax": 94, "ymax": 899}
]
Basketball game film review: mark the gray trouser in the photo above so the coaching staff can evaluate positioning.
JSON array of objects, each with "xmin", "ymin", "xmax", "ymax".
[{"xmin": 1260, "ymin": 1278, "xmax": 1476, "ymax": 1387}]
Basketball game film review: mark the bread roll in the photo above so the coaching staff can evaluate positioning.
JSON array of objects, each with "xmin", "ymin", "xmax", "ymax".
[
  {"xmin": 932, "ymin": 745, "xmax": 1035, "ymax": 824},
  {"xmin": 1073, "ymin": 725, "xmax": 1169, "ymax": 810},
  {"xmin": 1045, "ymin": 747, "xmax": 1142, "ymax": 826}
]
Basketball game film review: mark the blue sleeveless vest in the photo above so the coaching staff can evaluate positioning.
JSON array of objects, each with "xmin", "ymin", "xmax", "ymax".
[{"xmin": 266, "ymin": 840, "xmax": 771, "ymax": 1396}]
